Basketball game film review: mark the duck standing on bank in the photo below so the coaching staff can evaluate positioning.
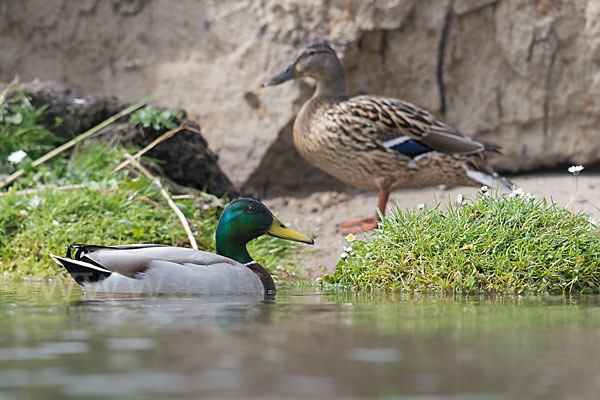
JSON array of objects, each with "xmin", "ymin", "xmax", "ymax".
[
  {"xmin": 263, "ymin": 42, "xmax": 511, "ymax": 233},
  {"xmin": 50, "ymin": 199, "xmax": 314, "ymax": 295}
]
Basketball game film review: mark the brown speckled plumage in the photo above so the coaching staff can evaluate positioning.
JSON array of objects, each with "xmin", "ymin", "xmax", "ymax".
[
  {"xmin": 294, "ymin": 94, "xmax": 504, "ymax": 191},
  {"xmin": 264, "ymin": 42, "xmax": 509, "ymax": 223}
]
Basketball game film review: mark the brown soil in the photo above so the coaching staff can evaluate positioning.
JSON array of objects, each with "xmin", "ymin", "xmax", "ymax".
[{"xmin": 264, "ymin": 172, "xmax": 600, "ymax": 279}]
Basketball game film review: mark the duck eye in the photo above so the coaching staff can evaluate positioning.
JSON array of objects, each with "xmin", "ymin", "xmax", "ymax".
[{"xmin": 247, "ymin": 204, "xmax": 257, "ymax": 214}]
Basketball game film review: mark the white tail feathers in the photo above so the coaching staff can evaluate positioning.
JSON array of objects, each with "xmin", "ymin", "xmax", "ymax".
[{"xmin": 464, "ymin": 168, "xmax": 514, "ymax": 192}]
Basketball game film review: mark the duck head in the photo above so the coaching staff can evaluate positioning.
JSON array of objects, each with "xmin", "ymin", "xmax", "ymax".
[
  {"xmin": 216, "ymin": 198, "xmax": 313, "ymax": 264},
  {"xmin": 263, "ymin": 42, "xmax": 347, "ymax": 97}
]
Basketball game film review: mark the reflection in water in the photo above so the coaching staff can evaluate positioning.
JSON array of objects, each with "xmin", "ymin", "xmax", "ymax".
[{"xmin": 1, "ymin": 280, "xmax": 600, "ymax": 399}]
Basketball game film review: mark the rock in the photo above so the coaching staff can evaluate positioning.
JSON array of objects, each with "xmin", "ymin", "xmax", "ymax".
[
  {"xmin": 23, "ymin": 81, "xmax": 238, "ymax": 198},
  {"xmin": 354, "ymin": 0, "xmax": 418, "ymax": 31},
  {"xmin": 244, "ymin": 117, "xmax": 351, "ymax": 196},
  {"xmin": 2, "ymin": 0, "xmax": 599, "ymax": 193}
]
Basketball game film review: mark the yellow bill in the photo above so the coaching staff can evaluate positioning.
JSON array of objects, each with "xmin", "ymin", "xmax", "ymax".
[{"xmin": 267, "ymin": 216, "xmax": 314, "ymax": 245}]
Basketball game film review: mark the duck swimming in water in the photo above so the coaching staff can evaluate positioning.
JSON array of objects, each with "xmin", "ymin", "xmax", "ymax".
[{"xmin": 50, "ymin": 199, "xmax": 314, "ymax": 295}]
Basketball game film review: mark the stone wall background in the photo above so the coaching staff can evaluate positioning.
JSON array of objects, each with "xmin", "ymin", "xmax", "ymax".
[{"xmin": 2, "ymin": 0, "xmax": 598, "ymax": 195}]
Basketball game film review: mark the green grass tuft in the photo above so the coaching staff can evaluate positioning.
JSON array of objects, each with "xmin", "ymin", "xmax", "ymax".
[
  {"xmin": 0, "ymin": 177, "xmax": 301, "ymax": 279},
  {"xmin": 324, "ymin": 193, "xmax": 600, "ymax": 293},
  {"xmin": 129, "ymin": 105, "xmax": 182, "ymax": 131}
]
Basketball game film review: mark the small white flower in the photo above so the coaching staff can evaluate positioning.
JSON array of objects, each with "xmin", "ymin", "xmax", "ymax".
[
  {"xmin": 340, "ymin": 252, "xmax": 349, "ymax": 259},
  {"xmin": 480, "ymin": 185, "xmax": 489, "ymax": 193},
  {"xmin": 28, "ymin": 195, "xmax": 41, "ymax": 209},
  {"xmin": 315, "ymin": 277, "xmax": 322, "ymax": 283},
  {"xmin": 7, "ymin": 150, "xmax": 27, "ymax": 164},
  {"xmin": 417, "ymin": 203, "xmax": 425, "ymax": 210},
  {"xmin": 568, "ymin": 165, "xmax": 584, "ymax": 175},
  {"xmin": 72, "ymin": 97, "xmax": 86, "ymax": 105},
  {"xmin": 344, "ymin": 246, "xmax": 353, "ymax": 253},
  {"xmin": 509, "ymin": 188, "xmax": 524, "ymax": 198},
  {"xmin": 51, "ymin": 220, "xmax": 60, "ymax": 226},
  {"xmin": 509, "ymin": 187, "xmax": 534, "ymax": 201},
  {"xmin": 345, "ymin": 233, "xmax": 356, "ymax": 242},
  {"xmin": 456, "ymin": 194, "xmax": 463, "ymax": 204}
]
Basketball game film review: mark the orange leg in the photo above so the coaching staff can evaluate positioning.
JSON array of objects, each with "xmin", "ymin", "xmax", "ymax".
[
  {"xmin": 376, "ymin": 189, "xmax": 390, "ymax": 220},
  {"xmin": 339, "ymin": 189, "xmax": 390, "ymax": 234}
]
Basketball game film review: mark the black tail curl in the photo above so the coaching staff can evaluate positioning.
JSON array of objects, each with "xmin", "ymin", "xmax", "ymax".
[{"xmin": 51, "ymin": 244, "xmax": 114, "ymax": 286}]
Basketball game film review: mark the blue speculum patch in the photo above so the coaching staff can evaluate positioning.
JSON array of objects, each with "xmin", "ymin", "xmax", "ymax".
[{"xmin": 388, "ymin": 139, "xmax": 432, "ymax": 157}]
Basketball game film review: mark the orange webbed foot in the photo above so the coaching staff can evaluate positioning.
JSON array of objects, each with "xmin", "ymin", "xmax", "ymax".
[{"xmin": 338, "ymin": 217, "xmax": 379, "ymax": 234}]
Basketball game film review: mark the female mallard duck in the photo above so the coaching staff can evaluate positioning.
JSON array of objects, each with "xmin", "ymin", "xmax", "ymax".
[
  {"xmin": 49, "ymin": 199, "xmax": 313, "ymax": 295},
  {"xmin": 263, "ymin": 42, "xmax": 511, "ymax": 233}
]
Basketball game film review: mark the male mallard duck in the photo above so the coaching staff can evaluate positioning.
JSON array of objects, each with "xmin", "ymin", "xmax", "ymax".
[
  {"xmin": 263, "ymin": 42, "xmax": 511, "ymax": 233},
  {"xmin": 50, "ymin": 199, "xmax": 313, "ymax": 295}
]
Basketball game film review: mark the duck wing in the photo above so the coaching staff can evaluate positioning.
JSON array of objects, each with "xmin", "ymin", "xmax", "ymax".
[
  {"xmin": 79, "ymin": 244, "xmax": 235, "ymax": 277},
  {"xmin": 330, "ymin": 95, "xmax": 492, "ymax": 156},
  {"xmin": 65, "ymin": 244, "xmax": 238, "ymax": 278}
]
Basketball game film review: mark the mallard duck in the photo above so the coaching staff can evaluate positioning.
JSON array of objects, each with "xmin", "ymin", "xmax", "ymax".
[
  {"xmin": 263, "ymin": 42, "xmax": 511, "ymax": 233},
  {"xmin": 49, "ymin": 199, "xmax": 313, "ymax": 295}
]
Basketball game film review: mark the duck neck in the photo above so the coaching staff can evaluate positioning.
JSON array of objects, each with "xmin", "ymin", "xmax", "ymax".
[
  {"xmin": 216, "ymin": 241, "xmax": 253, "ymax": 265},
  {"xmin": 313, "ymin": 65, "xmax": 348, "ymax": 99},
  {"xmin": 215, "ymin": 226, "xmax": 254, "ymax": 264},
  {"xmin": 215, "ymin": 224, "xmax": 276, "ymax": 293}
]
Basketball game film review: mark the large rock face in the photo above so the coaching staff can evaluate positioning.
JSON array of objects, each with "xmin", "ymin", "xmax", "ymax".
[{"xmin": 2, "ymin": 0, "xmax": 599, "ymax": 194}]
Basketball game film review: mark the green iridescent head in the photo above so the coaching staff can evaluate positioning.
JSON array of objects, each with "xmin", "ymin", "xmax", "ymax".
[{"xmin": 215, "ymin": 198, "xmax": 314, "ymax": 264}]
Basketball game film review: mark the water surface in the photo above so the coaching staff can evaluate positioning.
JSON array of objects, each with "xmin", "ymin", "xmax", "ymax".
[{"xmin": 1, "ymin": 280, "xmax": 600, "ymax": 399}]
